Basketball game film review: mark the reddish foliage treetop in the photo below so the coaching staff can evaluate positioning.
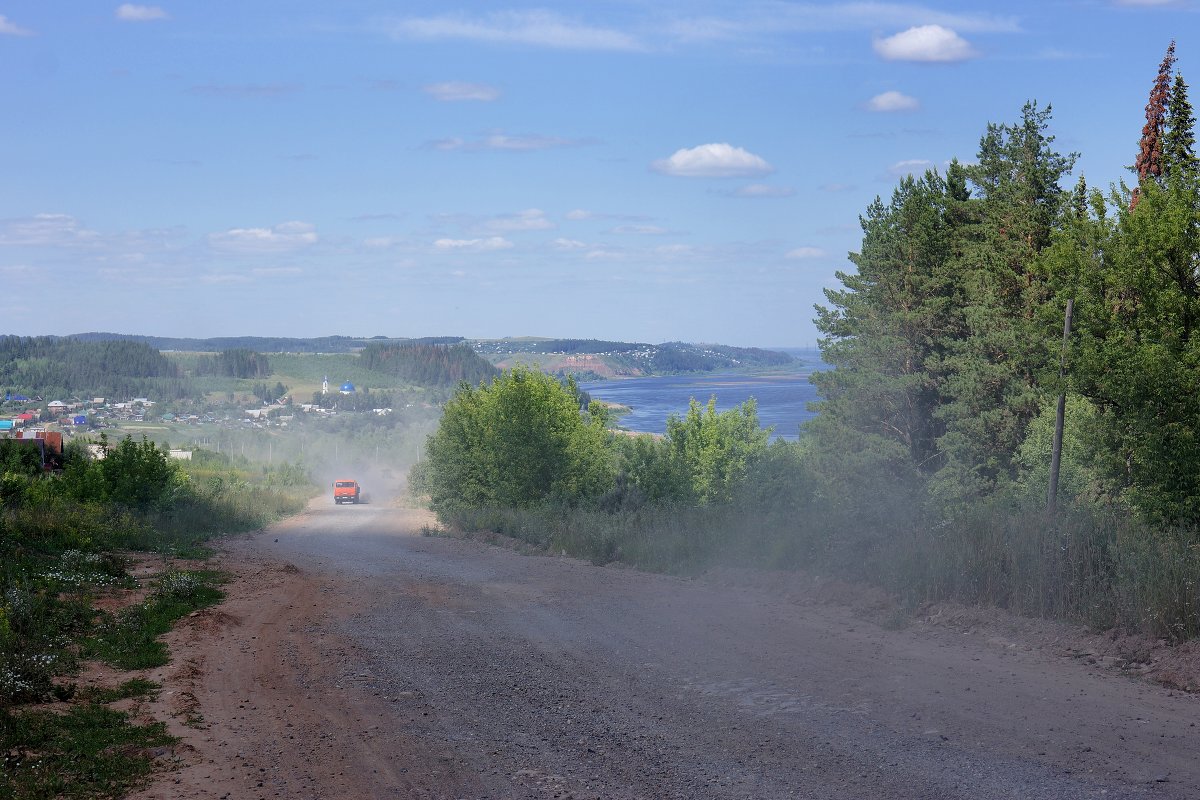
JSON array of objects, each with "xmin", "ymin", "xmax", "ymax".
[{"xmin": 1132, "ymin": 42, "xmax": 1177, "ymax": 208}]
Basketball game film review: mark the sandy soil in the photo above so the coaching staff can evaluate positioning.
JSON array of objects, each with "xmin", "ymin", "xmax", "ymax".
[{"xmin": 125, "ymin": 498, "xmax": 1200, "ymax": 799}]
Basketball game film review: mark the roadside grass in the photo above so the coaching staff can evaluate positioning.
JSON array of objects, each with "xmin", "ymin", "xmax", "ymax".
[
  {"xmin": 1, "ymin": 703, "xmax": 175, "ymax": 800},
  {"xmin": 441, "ymin": 494, "xmax": 1200, "ymax": 643},
  {"xmin": 83, "ymin": 570, "xmax": 226, "ymax": 670},
  {"xmin": 75, "ymin": 677, "xmax": 160, "ymax": 704},
  {"xmin": 2, "ymin": 446, "xmax": 315, "ymax": 797}
]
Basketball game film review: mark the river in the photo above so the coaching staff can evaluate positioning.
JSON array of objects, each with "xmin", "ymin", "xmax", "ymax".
[{"xmin": 580, "ymin": 349, "xmax": 824, "ymax": 441}]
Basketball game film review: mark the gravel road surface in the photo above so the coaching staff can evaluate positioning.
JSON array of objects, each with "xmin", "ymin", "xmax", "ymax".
[{"xmin": 131, "ymin": 499, "xmax": 1200, "ymax": 799}]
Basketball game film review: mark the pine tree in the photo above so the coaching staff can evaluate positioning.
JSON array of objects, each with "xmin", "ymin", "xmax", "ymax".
[
  {"xmin": 811, "ymin": 170, "xmax": 963, "ymax": 483},
  {"xmin": 1132, "ymin": 41, "xmax": 1176, "ymax": 208},
  {"xmin": 934, "ymin": 102, "xmax": 1076, "ymax": 504},
  {"xmin": 1164, "ymin": 72, "xmax": 1197, "ymax": 177}
]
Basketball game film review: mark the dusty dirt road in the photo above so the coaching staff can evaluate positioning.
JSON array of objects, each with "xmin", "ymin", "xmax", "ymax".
[{"xmin": 129, "ymin": 498, "xmax": 1200, "ymax": 799}]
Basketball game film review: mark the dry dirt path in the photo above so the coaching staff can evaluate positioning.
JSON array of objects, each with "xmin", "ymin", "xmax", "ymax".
[{"xmin": 130, "ymin": 499, "xmax": 1200, "ymax": 799}]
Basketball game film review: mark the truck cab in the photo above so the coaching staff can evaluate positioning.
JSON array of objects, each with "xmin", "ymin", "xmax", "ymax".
[{"xmin": 333, "ymin": 479, "xmax": 361, "ymax": 504}]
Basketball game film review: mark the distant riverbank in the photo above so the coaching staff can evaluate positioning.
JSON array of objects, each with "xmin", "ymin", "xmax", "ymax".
[{"xmin": 581, "ymin": 350, "xmax": 823, "ymax": 440}]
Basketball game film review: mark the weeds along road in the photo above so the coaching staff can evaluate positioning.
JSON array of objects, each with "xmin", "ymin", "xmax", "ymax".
[{"xmin": 137, "ymin": 498, "xmax": 1200, "ymax": 800}]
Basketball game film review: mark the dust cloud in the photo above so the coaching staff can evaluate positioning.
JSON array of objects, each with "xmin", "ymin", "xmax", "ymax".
[{"xmin": 148, "ymin": 408, "xmax": 440, "ymax": 507}]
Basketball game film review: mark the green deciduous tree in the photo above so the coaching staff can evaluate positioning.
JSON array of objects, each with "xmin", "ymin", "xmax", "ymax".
[
  {"xmin": 420, "ymin": 366, "xmax": 614, "ymax": 517},
  {"xmin": 663, "ymin": 397, "xmax": 770, "ymax": 505},
  {"xmin": 1050, "ymin": 46, "xmax": 1200, "ymax": 525},
  {"xmin": 60, "ymin": 435, "xmax": 187, "ymax": 511},
  {"xmin": 1069, "ymin": 172, "xmax": 1200, "ymax": 524}
]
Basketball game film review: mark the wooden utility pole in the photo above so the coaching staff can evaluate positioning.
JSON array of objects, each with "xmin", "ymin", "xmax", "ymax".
[{"xmin": 1048, "ymin": 298, "xmax": 1075, "ymax": 513}]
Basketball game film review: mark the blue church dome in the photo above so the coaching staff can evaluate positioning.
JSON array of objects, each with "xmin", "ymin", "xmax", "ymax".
[{"xmin": 340, "ymin": 381, "xmax": 356, "ymax": 394}]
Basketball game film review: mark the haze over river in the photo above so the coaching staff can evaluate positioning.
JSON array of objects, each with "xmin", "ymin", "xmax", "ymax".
[{"xmin": 580, "ymin": 349, "xmax": 823, "ymax": 441}]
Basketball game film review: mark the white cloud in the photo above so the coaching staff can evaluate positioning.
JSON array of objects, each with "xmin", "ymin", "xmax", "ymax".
[
  {"xmin": 116, "ymin": 4, "xmax": 168, "ymax": 21},
  {"xmin": 381, "ymin": 6, "xmax": 1017, "ymax": 57},
  {"xmin": 251, "ymin": 267, "xmax": 303, "ymax": 276},
  {"xmin": 352, "ymin": 212, "xmax": 403, "ymax": 222},
  {"xmin": 564, "ymin": 209, "xmax": 650, "ymax": 222},
  {"xmin": 363, "ymin": 236, "xmax": 405, "ymax": 249},
  {"xmin": 428, "ymin": 137, "xmax": 467, "ymax": 151},
  {"xmin": 652, "ymin": 143, "xmax": 774, "ymax": 178},
  {"xmin": 433, "ymin": 236, "xmax": 514, "ymax": 251},
  {"xmin": 384, "ymin": 10, "xmax": 643, "ymax": 51},
  {"xmin": 786, "ymin": 246, "xmax": 827, "ymax": 260},
  {"xmin": 874, "ymin": 25, "xmax": 976, "ymax": 62},
  {"xmin": 209, "ymin": 221, "xmax": 318, "ymax": 253},
  {"xmin": 0, "ymin": 15, "xmax": 32, "ymax": 36},
  {"xmin": 429, "ymin": 132, "xmax": 587, "ymax": 152},
  {"xmin": 609, "ymin": 224, "xmax": 669, "ymax": 235},
  {"xmin": 188, "ymin": 84, "xmax": 299, "ymax": 97},
  {"xmin": 553, "ymin": 238, "xmax": 588, "ymax": 249},
  {"xmin": 866, "ymin": 90, "xmax": 920, "ymax": 112},
  {"xmin": 1030, "ymin": 48, "xmax": 1089, "ymax": 61},
  {"xmin": 731, "ymin": 183, "xmax": 796, "ymax": 198},
  {"xmin": 664, "ymin": 5, "xmax": 1019, "ymax": 39},
  {"xmin": 0, "ymin": 264, "xmax": 39, "ymax": 281},
  {"xmin": 886, "ymin": 158, "xmax": 935, "ymax": 177},
  {"xmin": 585, "ymin": 249, "xmax": 626, "ymax": 261},
  {"xmin": 484, "ymin": 209, "xmax": 554, "ymax": 232},
  {"xmin": 0, "ymin": 214, "xmax": 98, "ymax": 246},
  {"xmin": 479, "ymin": 133, "xmax": 581, "ymax": 151},
  {"xmin": 200, "ymin": 273, "xmax": 252, "ymax": 285},
  {"xmin": 423, "ymin": 81, "xmax": 501, "ymax": 102}
]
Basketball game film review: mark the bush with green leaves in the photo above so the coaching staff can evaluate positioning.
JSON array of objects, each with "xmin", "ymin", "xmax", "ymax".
[
  {"xmin": 420, "ymin": 366, "xmax": 614, "ymax": 518},
  {"xmin": 59, "ymin": 434, "xmax": 187, "ymax": 512},
  {"xmin": 663, "ymin": 396, "xmax": 770, "ymax": 505}
]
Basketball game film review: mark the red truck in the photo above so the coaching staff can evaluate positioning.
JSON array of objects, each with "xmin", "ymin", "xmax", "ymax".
[{"xmin": 332, "ymin": 479, "xmax": 361, "ymax": 504}]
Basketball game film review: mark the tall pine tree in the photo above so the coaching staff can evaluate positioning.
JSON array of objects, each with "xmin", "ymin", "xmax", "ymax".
[
  {"xmin": 811, "ymin": 169, "xmax": 963, "ymax": 487},
  {"xmin": 1132, "ymin": 41, "xmax": 1176, "ymax": 208},
  {"xmin": 1164, "ymin": 72, "xmax": 1197, "ymax": 177},
  {"xmin": 934, "ymin": 102, "xmax": 1076, "ymax": 504}
]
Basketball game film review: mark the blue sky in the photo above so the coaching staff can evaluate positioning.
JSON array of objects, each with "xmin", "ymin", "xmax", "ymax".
[{"xmin": 0, "ymin": 2, "xmax": 1195, "ymax": 347}]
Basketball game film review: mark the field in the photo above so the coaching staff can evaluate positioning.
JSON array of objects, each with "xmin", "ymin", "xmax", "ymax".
[{"xmin": 166, "ymin": 352, "xmax": 410, "ymax": 401}]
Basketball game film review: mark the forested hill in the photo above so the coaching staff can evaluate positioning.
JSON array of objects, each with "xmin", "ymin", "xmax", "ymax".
[
  {"xmin": 0, "ymin": 336, "xmax": 189, "ymax": 400},
  {"xmin": 360, "ymin": 342, "xmax": 499, "ymax": 386},
  {"xmin": 473, "ymin": 338, "xmax": 795, "ymax": 374},
  {"xmin": 69, "ymin": 333, "xmax": 795, "ymax": 377},
  {"xmin": 70, "ymin": 332, "xmax": 464, "ymax": 353}
]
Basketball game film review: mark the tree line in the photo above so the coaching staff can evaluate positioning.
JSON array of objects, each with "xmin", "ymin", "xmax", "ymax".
[
  {"xmin": 190, "ymin": 348, "xmax": 272, "ymax": 379},
  {"xmin": 812, "ymin": 42, "xmax": 1199, "ymax": 527},
  {"xmin": 410, "ymin": 45, "xmax": 1200, "ymax": 641},
  {"xmin": 0, "ymin": 336, "xmax": 188, "ymax": 401},
  {"xmin": 360, "ymin": 342, "xmax": 499, "ymax": 386}
]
